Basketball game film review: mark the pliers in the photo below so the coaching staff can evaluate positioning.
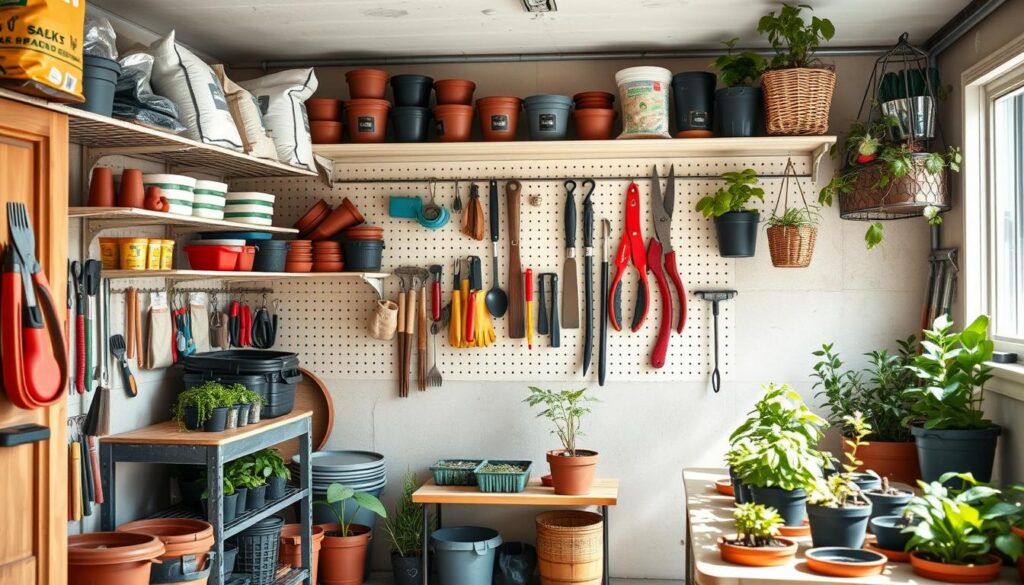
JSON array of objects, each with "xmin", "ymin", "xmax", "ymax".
[
  {"xmin": 608, "ymin": 182, "xmax": 650, "ymax": 332},
  {"xmin": 647, "ymin": 165, "xmax": 688, "ymax": 368}
]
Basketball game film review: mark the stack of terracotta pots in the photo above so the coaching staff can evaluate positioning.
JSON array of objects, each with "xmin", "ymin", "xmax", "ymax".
[
  {"xmin": 285, "ymin": 240, "xmax": 313, "ymax": 273},
  {"xmin": 306, "ymin": 197, "xmax": 365, "ymax": 241},
  {"xmin": 307, "ymin": 98, "xmax": 343, "ymax": 144},
  {"xmin": 293, "ymin": 199, "xmax": 332, "ymax": 237},
  {"xmin": 116, "ymin": 518, "xmax": 216, "ymax": 584},
  {"xmin": 573, "ymin": 91, "xmax": 617, "ymax": 140},
  {"xmin": 477, "ymin": 95, "xmax": 522, "ymax": 141},
  {"xmin": 68, "ymin": 532, "xmax": 166, "ymax": 585},
  {"xmin": 312, "ymin": 240, "xmax": 343, "ymax": 272},
  {"xmin": 433, "ymin": 79, "xmax": 476, "ymax": 142},
  {"xmin": 345, "ymin": 69, "xmax": 390, "ymax": 143}
]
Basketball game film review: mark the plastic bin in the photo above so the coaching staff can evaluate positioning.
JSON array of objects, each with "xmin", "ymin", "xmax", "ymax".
[
  {"xmin": 180, "ymin": 351, "xmax": 302, "ymax": 419},
  {"xmin": 230, "ymin": 516, "xmax": 283, "ymax": 585},
  {"xmin": 431, "ymin": 459, "xmax": 483, "ymax": 486},
  {"xmin": 474, "ymin": 460, "xmax": 532, "ymax": 493},
  {"xmin": 431, "ymin": 527, "xmax": 503, "ymax": 585}
]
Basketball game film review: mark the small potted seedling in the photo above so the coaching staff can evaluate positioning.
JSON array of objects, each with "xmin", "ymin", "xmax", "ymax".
[
  {"xmin": 256, "ymin": 448, "xmax": 290, "ymax": 500},
  {"xmin": 316, "ymin": 483, "xmax": 387, "ymax": 585},
  {"xmin": 696, "ymin": 169, "xmax": 764, "ymax": 258},
  {"xmin": 718, "ymin": 503, "xmax": 797, "ymax": 567},
  {"xmin": 807, "ymin": 412, "xmax": 874, "ymax": 549},
  {"xmin": 525, "ymin": 387, "xmax": 599, "ymax": 495}
]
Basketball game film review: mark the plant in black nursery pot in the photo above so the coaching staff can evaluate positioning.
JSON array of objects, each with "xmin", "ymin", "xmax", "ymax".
[
  {"xmin": 696, "ymin": 168, "xmax": 764, "ymax": 258},
  {"xmin": 525, "ymin": 386, "xmax": 599, "ymax": 496},
  {"xmin": 383, "ymin": 469, "xmax": 434, "ymax": 585},
  {"xmin": 172, "ymin": 382, "xmax": 232, "ymax": 432},
  {"xmin": 806, "ymin": 412, "xmax": 874, "ymax": 549},
  {"xmin": 711, "ymin": 38, "xmax": 766, "ymax": 137},
  {"xmin": 254, "ymin": 448, "xmax": 290, "ymax": 500}
]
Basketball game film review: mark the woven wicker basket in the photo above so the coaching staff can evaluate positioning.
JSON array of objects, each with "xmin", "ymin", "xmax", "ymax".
[
  {"xmin": 839, "ymin": 156, "xmax": 949, "ymax": 220},
  {"xmin": 767, "ymin": 226, "xmax": 817, "ymax": 268},
  {"xmin": 536, "ymin": 510, "xmax": 603, "ymax": 585},
  {"xmin": 761, "ymin": 68, "xmax": 836, "ymax": 135}
]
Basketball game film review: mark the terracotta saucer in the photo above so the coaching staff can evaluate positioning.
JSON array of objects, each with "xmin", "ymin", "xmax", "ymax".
[
  {"xmin": 865, "ymin": 543, "xmax": 910, "ymax": 563},
  {"xmin": 778, "ymin": 522, "xmax": 811, "ymax": 537},
  {"xmin": 805, "ymin": 547, "xmax": 886, "ymax": 578},
  {"xmin": 714, "ymin": 478, "xmax": 734, "ymax": 497}
]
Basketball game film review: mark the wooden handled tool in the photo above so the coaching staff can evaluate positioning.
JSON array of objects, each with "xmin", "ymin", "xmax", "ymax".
[
  {"xmin": 396, "ymin": 290, "xmax": 406, "ymax": 396},
  {"xmin": 404, "ymin": 286, "xmax": 416, "ymax": 397}
]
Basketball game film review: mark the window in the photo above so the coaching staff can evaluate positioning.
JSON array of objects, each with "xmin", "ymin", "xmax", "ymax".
[{"xmin": 991, "ymin": 86, "xmax": 1024, "ymax": 343}]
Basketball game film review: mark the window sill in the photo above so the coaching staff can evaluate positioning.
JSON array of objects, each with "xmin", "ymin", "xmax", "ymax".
[{"xmin": 985, "ymin": 361, "xmax": 1024, "ymax": 401}]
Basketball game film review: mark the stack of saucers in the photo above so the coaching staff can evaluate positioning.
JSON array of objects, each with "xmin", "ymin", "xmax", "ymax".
[{"xmin": 291, "ymin": 451, "xmax": 387, "ymax": 525}]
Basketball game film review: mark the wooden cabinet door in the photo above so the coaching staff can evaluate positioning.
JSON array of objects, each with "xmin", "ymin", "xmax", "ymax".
[{"xmin": 0, "ymin": 97, "xmax": 69, "ymax": 585}]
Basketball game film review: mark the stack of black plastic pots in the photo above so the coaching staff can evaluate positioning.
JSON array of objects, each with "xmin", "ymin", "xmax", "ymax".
[{"xmin": 390, "ymin": 74, "xmax": 433, "ymax": 142}]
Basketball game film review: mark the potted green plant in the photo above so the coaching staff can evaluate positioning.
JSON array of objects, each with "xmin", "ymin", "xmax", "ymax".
[
  {"xmin": 807, "ymin": 412, "xmax": 874, "ymax": 549},
  {"xmin": 226, "ymin": 383, "xmax": 263, "ymax": 426},
  {"xmin": 253, "ymin": 447, "xmax": 290, "ymax": 500},
  {"xmin": 718, "ymin": 502, "xmax": 798, "ymax": 567},
  {"xmin": 200, "ymin": 476, "xmax": 239, "ymax": 523},
  {"xmin": 903, "ymin": 315, "xmax": 1000, "ymax": 484},
  {"xmin": 729, "ymin": 384, "xmax": 828, "ymax": 526},
  {"xmin": 724, "ymin": 439, "xmax": 756, "ymax": 504},
  {"xmin": 696, "ymin": 168, "xmax": 764, "ymax": 258},
  {"xmin": 765, "ymin": 205, "xmax": 819, "ymax": 267},
  {"xmin": 173, "ymin": 382, "xmax": 233, "ymax": 432},
  {"xmin": 316, "ymin": 483, "xmax": 387, "ymax": 585},
  {"xmin": 812, "ymin": 336, "xmax": 920, "ymax": 484},
  {"xmin": 232, "ymin": 458, "xmax": 269, "ymax": 511},
  {"xmin": 525, "ymin": 386, "xmax": 599, "ymax": 496},
  {"xmin": 383, "ymin": 469, "xmax": 433, "ymax": 585},
  {"xmin": 711, "ymin": 38, "xmax": 766, "ymax": 137},
  {"xmin": 757, "ymin": 3, "xmax": 836, "ymax": 135}
]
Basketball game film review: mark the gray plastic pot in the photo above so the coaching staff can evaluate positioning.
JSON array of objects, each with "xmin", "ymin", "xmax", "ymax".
[
  {"xmin": 251, "ymin": 240, "xmax": 288, "ymax": 272},
  {"xmin": 149, "ymin": 552, "xmax": 213, "ymax": 584},
  {"xmin": 749, "ymin": 486, "xmax": 807, "ymax": 527},
  {"xmin": 714, "ymin": 211, "xmax": 759, "ymax": 257},
  {"xmin": 715, "ymin": 86, "xmax": 759, "ymax": 137},
  {"xmin": 807, "ymin": 503, "xmax": 873, "ymax": 549},
  {"xmin": 342, "ymin": 239, "xmax": 385, "ymax": 271},
  {"xmin": 864, "ymin": 489, "xmax": 912, "ymax": 521},
  {"xmin": 236, "ymin": 403, "xmax": 251, "ymax": 428},
  {"xmin": 851, "ymin": 472, "xmax": 882, "ymax": 493},
  {"xmin": 912, "ymin": 424, "xmax": 1001, "ymax": 484},
  {"xmin": 235, "ymin": 487, "xmax": 248, "ymax": 515},
  {"xmin": 248, "ymin": 484, "xmax": 267, "ymax": 511},
  {"xmin": 524, "ymin": 95, "xmax": 572, "ymax": 141},
  {"xmin": 870, "ymin": 516, "xmax": 914, "ymax": 551},
  {"xmin": 76, "ymin": 55, "xmax": 121, "ymax": 116},
  {"xmin": 431, "ymin": 526, "xmax": 503, "ymax": 585},
  {"xmin": 267, "ymin": 475, "xmax": 287, "ymax": 500}
]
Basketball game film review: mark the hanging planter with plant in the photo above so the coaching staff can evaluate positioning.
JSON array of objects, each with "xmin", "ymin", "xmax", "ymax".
[
  {"xmin": 696, "ymin": 168, "xmax": 764, "ymax": 258},
  {"xmin": 766, "ymin": 159, "xmax": 819, "ymax": 267},
  {"xmin": 711, "ymin": 39, "xmax": 766, "ymax": 137},
  {"xmin": 757, "ymin": 3, "xmax": 836, "ymax": 135}
]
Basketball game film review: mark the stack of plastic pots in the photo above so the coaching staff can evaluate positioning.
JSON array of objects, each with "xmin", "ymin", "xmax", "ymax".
[
  {"xmin": 573, "ymin": 91, "xmax": 616, "ymax": 140},
  {"xmin": 230, "ymin": 515, "xmax": 285, "ymax": 585},
  {"xmin": 292, "ymin": 451, "xmax": 388, "ymax": 527},
  {"xmin": 391, "ymin": 74, "xmax": 433, "ymax": 143},
  {"xmin": 433, "ymin": 79, "xmax": 476, "ymax": 142},
  {"xmin": 307, "ymin": 98, "xmax": 343, "ymax": 144},
  {"xmin": 116, "ymin": 518, "xmax": 215, "ymax": 585},
  {"xmin": 524, "ymin": 95, "xmax": 572, "ymax": 140},
  {"xmin": 346, "ymin": 69, "xmax": 390, "ymax": 143}
]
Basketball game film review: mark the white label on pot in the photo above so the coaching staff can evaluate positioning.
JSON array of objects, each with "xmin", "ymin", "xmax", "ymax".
[
  {"xmin": 538, "ymin": 113, "xmax": 557, "ymax": 131},
  {"xmin": 690, "ymin": 111, "xmax": 709, "ymax": 129},
  {"xmin": 358, "ymin": 116, "xmax": 375, "ymax": 133},
  {"xmin": 490, "ymin": 114, "xmax": 509, "ymax": 131}
]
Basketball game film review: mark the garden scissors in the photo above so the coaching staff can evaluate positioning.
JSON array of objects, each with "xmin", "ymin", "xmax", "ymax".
[{"xmin": 647, "ymin": 165, "xmax": 688, "ymax": 368}]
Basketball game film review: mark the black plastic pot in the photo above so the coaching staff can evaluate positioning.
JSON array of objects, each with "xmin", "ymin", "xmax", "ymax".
[
  {"xmin": 235, "ymin": 487, "xmax": 248, "ymax": 515},
  {"xmin": 232, "ymin": 516, "xmax": 284, "ymax": 585},
  {"xmin": 729, "ymin": 467, "xmax": 753, "ymax": 504},
  {"xmin": 149, "ymin": 552, "xmax": 213, "ymax": 584},
  {"xmin": 391, "ymin": 552, "xmax": 422, "ymax": 585},
  {"xmin": 342, "ymin": 239, "xmax": 385, "ymax": 271},
  {"xmin": 392, "ymin": 106, "xmax": 432, "ymax": 143},
  {"xmin": 248, "ymin": 484, "xmax": 268, "ymax": 510},
  {"xmin": 267, "ymin": 475, "xmax": 287, "ymax": 500},
  {"xmin": 76, "ymin": 55, "xmax": 121, "ymax": 116},
  {"xmin": 222, "ymin": 544, "xmax": 239, "ymax": 580},
  {"xmin": 672, "ymin": 72, "xmax": 716, "ymax": 137},
  {"xmin": 851, "ymin": 472, "xmax": 882, "ymax": 492},
  {"xmin": 714, "ymin": 211, "xmax": 759, "ymax": 257},
  {"xmin": 912, "ymin": 424, "xmax": 1002, "ymax": 484},
  {"xmin": 208, "ymin": 492, "xmax": 239, "ymax": 523},
  {"xmin": 864, "ymin": 489, "xmax": 912, "ymax": 521},
  {"xmin": 178, "ymin": 478, "xmax": 204, "ymax": 506},
  {"xmin": 201, "ymin": 407, "xmax": 229, "ymax": 432},
  {"xmin": 750, "ymin": 486, "xmax": 807, "ymax": 526},
  {"xmin": 251, "ymin": 240, "xmax": 289, "ymax": 273},
  {"xmin": 870, "ymin": 516, "xmax": 914, "ymax": 551},
  {"xmin": 495, "ymin": 542, "xmax": 537, "ymax": 585},
  {"xmin": 236, "ymin": 403, "xmax": 251, "ymax": 428},
  {"xmin": 391, "ymin": 74, "xmax": 434, "ymax": 108},
  {"xmin": 716, "ymin": 86, "xmax": 759, "ymax": 137},
  {"xmin": 807, "ymin": 503, "xmax": 872, "ymax": 549}
]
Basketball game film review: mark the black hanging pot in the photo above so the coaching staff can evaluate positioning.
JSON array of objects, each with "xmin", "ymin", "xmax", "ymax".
[
  {"xmin": 672, "ymin": 72, "xmax": 716, "ymax": 137},
  {"xmin": 715, "ymin": 86, "xmax": 760, "ymax": 137},
  {"xmin": 714, "ymin": 211, "xmax": 759, "ymax": 257}
]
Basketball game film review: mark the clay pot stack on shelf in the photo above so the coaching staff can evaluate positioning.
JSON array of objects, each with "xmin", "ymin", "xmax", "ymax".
[
  {"xmin": 308, "ymin": 98, "xmax": 343, "ymax": 144},
  {"xmin": 346, "ymin": 69, "xmax": 391, "ymax": 143},
  {"xmin": 572, "ymin": 91, "xmax": 617, "ymax": 140}
]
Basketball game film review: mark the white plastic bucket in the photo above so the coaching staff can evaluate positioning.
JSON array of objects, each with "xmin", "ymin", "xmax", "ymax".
[
  {"xmin": 615, "ymin": 66, "xmax": 672, "ymax": 139},
  {"xmin": 143, "ymin": 174, "xmax": 195, "ymax": 216},
  {"xmin": 226, "ymin": 191, "xmax": 276, "ymax": 205}
]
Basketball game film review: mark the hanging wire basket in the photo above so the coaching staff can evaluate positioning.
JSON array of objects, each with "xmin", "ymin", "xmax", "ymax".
[{"xmin": 767, "ymin": 159, "xmax": 817, "ymax": 268}]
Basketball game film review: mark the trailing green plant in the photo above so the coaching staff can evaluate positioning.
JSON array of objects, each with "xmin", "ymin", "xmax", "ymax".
[
  {"xmin": 525, "ymin": 387, "xmax": 598, "ymax": 456},
  {"xmin": 765, "ymin": 205, "xmax": 819, "ymax": 229},
  {"xmin": 227, "ymin": 383, "xmax": 264, "ymax": 405},
  {"xmin": 903, "ymin": 315, "xmax": 994, "ymax": 430},
  {"xmin": 315, "ymin": 483, "xmax": 387, "ymax": 537},
  {"xmin": 757, "ymin": 3, "xmax": 835, "ymax": 69},
  {"xmin": 712, "ymin": 38, "xmax": 767, "ymax": 87},
  {"xmin": 696, "ymin": 169, "xmax": 764, "ymax": 218},
  {"xmin": 809, "ymin": 412, "xmax": 871, "ymax": 508},
  {"xmin": 731, "ymin": 503, "xmax": 785, "ymax": 547},
  {"xmin": 383, "ymin": 469, "xmax": 433, "ymax": 557},
  {"xmin": 811, "ymin": 335, "xmax": 917, "ymax": 442},
  {"xmin": 172, "ymin": 382, "xmax": 233, "ymax": 430}
]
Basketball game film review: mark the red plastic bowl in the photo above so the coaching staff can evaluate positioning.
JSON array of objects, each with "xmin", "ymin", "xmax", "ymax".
[
  {"xmin": 236, "ymin": 246, "xmax": 257, "ymax": 271},
  {"xmin": 184, "ymin": 245, "xmax": 242, "ymax": 271}
]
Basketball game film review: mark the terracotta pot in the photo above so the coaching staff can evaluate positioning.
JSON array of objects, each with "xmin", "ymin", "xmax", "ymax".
[
  {"xmin": 88, "ymin": 167, "xmax": 116, "ymax": 207},
  {"xmin": 345, "ymin": 69, "xmax": 389, "ymax": 99},
  {"xmin": 909, "ymin": 552, "xmax": 1002, "ymax": 583},
  {"xmin": 118, "ymin": 169, "xmax": 146, "ymax": 209},
  {"xmin": 116, "ymin": 518, "xmax": 214, "ymax": 569},
  {"xmin": 294, "ymin": 199, "xmax": 332, "ymax": 232},
  {"xmin": 573, "ymin": 91, "xmax": 615, "ymax": 104},
  {"xmin": 307, "ymin": 197, "xmax": 365, "ymax": 241},
  {"xmin": 307, "ymin": 98, "xmax": 342, "ymax": 121},
  {"xmin": 345, "ymin": 98, "xmax": 390, "ymax": 143},
  {"xmin": 714, "ymin": 478, "xmax": 734, "ymax": 496},
  {"xmin": 847, "ymin": 438, "xmax": 920, "ymax": 486},
  {"xmin": 285, "ymin": 261, "xmax": 314, "ymax": 273},
  {"xmin": 144, "ymin": 186, "xmax": 167, "ymax": 212},
  {"xmin": 575, "ymin": 100, "xmax": 615, "ymax": 110},
  {"xmin": 342, "ymin": 225, "xmax": 384, "ymax": 240},
  {"xmin": 314, "ymin": 262, "xmax": 345, "ymax": 272},
  {"xmin": 718, "ymin": 536, "xmax": 797, "ymax": 567},
  {"xmin": 318, "ymin": 523, "xmax": 372, "ymax": 585},
  {"xmin": 68, "ymin": 532, "xmax": 166, "ymax": 585},
  {"xmin": 311, "ymin": 121, "xmax": 343, "ymax": 144},
  {"xmin": 806, "ymin": 547, "xmax": 887, "ymax": 578},
  {"xmin": 433, "ymin": 104, "xmax": 474, "ymax": 142},
  {"xmin": 476, "ymin": 96, "xmax": 522, "ymax": 141},
  {"xmin": 574, "ymin": 109, "xmax": 616, "ymax": 140},
  {"xmin": 547, "ymin": 449, "xmax": 598, "ymax": 495},
  {"xmin": 434, "ymin": 79, "xmax": 476, "ymax": 105},
  {"xmin": 280, "ymin": 523, "xmax": 326, "ymax": 585}
]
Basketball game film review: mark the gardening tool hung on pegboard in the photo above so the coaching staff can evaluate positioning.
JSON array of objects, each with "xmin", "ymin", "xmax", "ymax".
[{"xmin": 767, "ymin": 158, "xmax": 818, "ymax": 268}]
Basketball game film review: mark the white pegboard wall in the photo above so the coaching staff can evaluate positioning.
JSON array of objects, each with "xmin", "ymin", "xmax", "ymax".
[{"xmin": 233, "ymin": 156, "xmax": 814, "ymax": 382}]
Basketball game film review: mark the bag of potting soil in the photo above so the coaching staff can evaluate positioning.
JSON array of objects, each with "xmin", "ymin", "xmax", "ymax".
[
  {"xmin": 212, "ymin": 64, "xmax": 279, "ymax": 161},
  {"xmin": 239, "ymin": 68, "xmax": 317, "ymax": 171},
  {"xmin": 0, "ymin": 0, "xmax": 85, "ymax": 102},
  {"xmin": 113, "ymin": 51, "xmax": 187, "ymax": 134},
  {"xmin": 83, "ymin": 15, "xmax": 117, "ymax": 60},
  {"xmin": 148, "ymin": 31, "xmax": 243, "ymax": 150}
]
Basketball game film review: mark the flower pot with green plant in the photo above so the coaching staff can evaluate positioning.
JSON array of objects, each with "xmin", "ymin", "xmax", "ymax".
[
  {"xmin": 812, "ymin": 335, "xmax": 921, "ymax": 484},
  {"xmin": 712, "ymin": 38, "xmax": 766, "ymax": 137},
  {"xmin": 384, "ymin": 470, "xmax": 434, "ymax": 585},
  {"xmin": 724, "ymin": 439, "xmax": 756, "ymax": 504},
  {"xmin": 200, "ymin": 476, "xmax": 239, "ymax": 523},
  {"xmin": 719, "ymin": 502, "xmax": 798, "ymax": 567},
  {"xmin": 807, "ymin": 412, "xmax": 874, "ymax": 549},
  {"xmin": 227, "ymin": 458, "xmax": 267, "ymax": 512},
  {"xmin": 250, "ymin": 448, "xmax": 289, "ymax": 500},
  {"xmin": 172, "ymin": 382, "xmax": 234, "ymax": 432},
  {"xmin": 757, "ymin": 3, "xmax": 836, "ymax": 135},
  {"xmin": 903, "ymin": 315, "xmax": 1001, "ymax": 485},
  {"xmin": 316, "ymin": 483, "xmax": 387, "ymax": 585},
  {"xmin": 228, "ymin": 383, "xmax": 264, "ymax": 425},
  {"xmin": 765, "ymin": 205, "xmax": 819, "ymax": 267},
  {"xmin": 696, "ymin": 168, "xmax": 764, "ymax": 258},
  {"xmin": 525, "ymin": 386, "xmax": 599, "ymax": 496}
]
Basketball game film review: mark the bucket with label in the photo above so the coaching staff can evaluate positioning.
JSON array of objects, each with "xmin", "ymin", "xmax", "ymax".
[{"xmin": 615, "ymin": 66, "xmax": 672, "ymax": 138}]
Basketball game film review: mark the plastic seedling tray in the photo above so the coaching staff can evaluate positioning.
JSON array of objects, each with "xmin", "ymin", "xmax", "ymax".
[
  {"xmin": 474, "ymin": 460, "xmax": 532, "ymax": 493},
  {"xmin": 430, "ymin": 459, "xmax": 484, "ymax": 486}
]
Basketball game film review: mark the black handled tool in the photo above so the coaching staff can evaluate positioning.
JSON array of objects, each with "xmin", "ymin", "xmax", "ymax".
[
  {"xmin": 549, "ymin": 273, "xmax": 561, "ymax": 348},
  {"xmin": 599, "ymin": 219, "xmax": 611, "ymax": 386},
  {"xmin": 537, "ymin": 275, "xmax": 549, "ymax": 336},
  {"xmin": 561, "ymin": 181, "xmax": 579, "ymax": 329},
  {"xmin": 694, "ymin": 290, "xmax": 737, "ymax": 393},
  {"xmin": 582, "ymin": 179, "xmax": 595, "ymax": 376}
]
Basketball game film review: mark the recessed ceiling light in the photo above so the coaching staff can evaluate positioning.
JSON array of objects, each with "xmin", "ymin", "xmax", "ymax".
[{"xmin": 521, "ymin": 0, "xmax": 557, "ymax": 13}]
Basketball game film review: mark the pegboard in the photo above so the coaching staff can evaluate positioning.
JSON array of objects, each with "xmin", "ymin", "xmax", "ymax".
[{"xmin": 232, "ymin": 156, "xmax": 814, "ymax": 382}]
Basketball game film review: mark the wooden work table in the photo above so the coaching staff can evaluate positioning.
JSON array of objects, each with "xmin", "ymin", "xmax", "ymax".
[
  {"xmin": 103, "ymin": 409, "xmax": 312, "ymax": 446},
  {"xmin": 683, "ymin": 468, "xmax": 1021, "ymax": 585}
]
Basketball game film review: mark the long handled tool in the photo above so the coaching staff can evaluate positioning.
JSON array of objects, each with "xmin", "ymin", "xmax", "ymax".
[
  {"xmin": 561, "ymin": 181, "xmax": 580, "ymax": 329},
  {"xmin": 507, "ymin": 181, "xmax": 525, "ymax": 337},
  {"xmin": 694, "ymin": 290, "xmax": 737, "ymax": 393},
  {"xmin": 83, "ymin": 260, "xmax": 101, "ymax": 392},
  {"xmin": 71, "ymin": 261, "xmax": 85, "ymax": 394},
  {"xmin": 599, "ymin": 220, "xmax": 611, "ymax": 386},
  {"xmin": 448, "ymin": 259, "xmax": 463, "ymax": 348},
  {"xmin": 582, "ymin": 179, "xmax": 596, "ymax": 375},
  {"xmin": 418, "ymin": 274, "xmax": 428, "ymax": 391},
  {"xmin": 427, "ymin": 265, "xmax": 444, "ymax": 388},
  {"xmin": 485, "ymin": 179, "xmax": 508, "ymax": 318},
  {"xmin": 525, "ymin": 268, "xmax": 534, "ymax": 349}
]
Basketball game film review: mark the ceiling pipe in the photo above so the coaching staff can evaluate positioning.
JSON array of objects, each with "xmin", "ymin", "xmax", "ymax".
[{"xmin": 926, "ymin": 0, "xmax": 1007, "ymax": 59}]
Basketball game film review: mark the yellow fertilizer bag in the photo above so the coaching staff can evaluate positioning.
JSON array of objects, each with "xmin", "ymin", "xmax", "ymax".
[{"xmin": 0, "ymin": 0, "xmax": 85, "ymax": 102}]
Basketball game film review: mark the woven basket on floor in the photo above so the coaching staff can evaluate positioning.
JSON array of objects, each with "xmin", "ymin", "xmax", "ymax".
[
  {"xmin": 536, "ymin": 510, "xmax": 603, "ymax": 585},
  {"xmin": 767, "ymin": 225, "xmax": 817, "ymax": 268},
  {"xmin": 761, "ymin": 68, "xmax": 836, "ymax": 135}
]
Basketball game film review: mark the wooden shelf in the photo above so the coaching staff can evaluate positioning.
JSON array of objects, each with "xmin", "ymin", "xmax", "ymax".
[
  {"xmin": 101, "ymin": 269, "xmax": 389, "ymax": 283},
  {"xmin": 412, "ymin": 478, "xmax": 619, "ymax": 506},
  {"xmin": 70, "ymin": 207, "xmax": 298, "ymax": 235},
  {"xmin": 104, "ymin": 410, "xmax": 313, "ymax": 446},
  {"xmin": 0, "ymin": 87, "xmax": 316, "ymax": 179}
]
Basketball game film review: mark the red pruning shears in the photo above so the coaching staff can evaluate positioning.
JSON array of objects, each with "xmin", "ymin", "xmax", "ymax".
[
  {"xmin": 2, "ymin": 203, "xmax": 68, "ymax": 409},
  {"xmin": 608, "ymin": 182, "xmax": 650, "ymax": 332},
  {"xmin": 647, "ymin": 165, "xmax": 688, "ymax": 368}
]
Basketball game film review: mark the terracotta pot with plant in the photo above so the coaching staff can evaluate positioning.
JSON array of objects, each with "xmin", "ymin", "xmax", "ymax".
[
  {"xmin": 806, "ymin": 412, "xmax": 874, "ymax": 549},
  {"xmin": 383, "ymin": 469, "xmax": 434, "ymax": 585},
  {"xmin": 526, "ymin": 386, "xmax": 599, "ymax": 496},
  {"xmin": 711, "ymin": 38, "xmax": 766, "ymax": 137},
  {"xmin": 718, "ymin": 502, "xmax": 798, "ymax": 567},
  {"xmin": 316, "ymin": 483, "xmax": 387, "ymax": 585},
  {"xmin": 696, "ymin": 168, "xmax": 764, "ymax": 258}
]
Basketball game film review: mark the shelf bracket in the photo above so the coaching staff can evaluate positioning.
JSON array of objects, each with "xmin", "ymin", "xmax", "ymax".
[
  {"xmin": 361, "ymin": 274, "xmax": 385, "ymax": 299},
  {"xmin": 810, "ymin": 142, "xmax": 831, "ymax": 184}
]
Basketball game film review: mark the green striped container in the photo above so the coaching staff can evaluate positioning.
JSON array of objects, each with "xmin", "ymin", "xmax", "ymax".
[
  {"xmin": 143, "ymin": 173, "xmax": 196, "ymax": 216},
  {"xmin": 430, "ymin": 459, "xmax": 483, "ymax": 486},
  {"xmin": 474, "ymin": 460, "xmax": 532, "ymax": 493}
]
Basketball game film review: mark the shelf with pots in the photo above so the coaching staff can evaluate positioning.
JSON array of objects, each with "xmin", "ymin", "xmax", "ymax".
[
  {"xmin": 99, "ymin": 269, "xmax": 390, "ymax": 297},
  {"xmin": 71, "ymin": 207, "xmax": 299, "ymax": 245}
]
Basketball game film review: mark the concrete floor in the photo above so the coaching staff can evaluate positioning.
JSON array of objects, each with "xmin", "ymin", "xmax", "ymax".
[{"xmin": 364, "ymin": 575, "xmax": 681, "ymax": 585}]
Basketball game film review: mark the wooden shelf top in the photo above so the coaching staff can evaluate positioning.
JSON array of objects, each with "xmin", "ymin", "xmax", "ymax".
[
  {"xmin": 103, "ymin": 410, "xmax": 312, "ymax": 446},
  {"xmin": 412, "ymin": 478, "xmax": 619, "ymax": 506},
  {"xmin": 683, "ymin": 468, "xmax": 1020, "ymax": 585},
  {"xmin": 70, "ymin": 207, "xmax": 299, "ymax": 234},
  {"xmin": 100, "ymin": 269, "xmax": 389, "ymax": 283}
]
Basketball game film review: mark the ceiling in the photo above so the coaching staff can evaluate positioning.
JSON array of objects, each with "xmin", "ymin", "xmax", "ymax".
[{"xmin": 92, "ymin": 0, "xmax": 971, "ymax": 65}]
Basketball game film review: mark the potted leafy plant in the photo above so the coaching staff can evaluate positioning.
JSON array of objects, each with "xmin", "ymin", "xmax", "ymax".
[
  {"xmin": 173, "ymin": 382, "xmax": 233, "ymax": 432},
  {"xmin": 525, "ymin": 386, "xmax": 599, "ymax": 496},
  {"xmin": 724, "ymin": 439, "xmax": 756, "ymax": 504},
  {"xmin": 903, "ymin": 315, "xmax": 1000, "ymax": 484},
  {"xmin": 696, "ymin": 168, "xmax": 764, "ymax": 258},
  {"xmin": 807, "ymin": 412, "xmax": 874, "ymax": 549},
  {"xmin": 200, "ymin": 476, "xmax": 239, "ymax": 523},
  {"xmin": 383, "ymin": 469, "xmax": 433, "ymax": 585},
  {"xmin": 757, "ymin": 3, "xmax": 836, "ymax": 135},
  {"xmin": 711, "ymin": 38, "xmax": 766, "ymax": 137},
  {"xmin": 729, "ymin": 384, "xmax": 828, "ymax": 526},
  {"xmin": 316, "ymin": 483, "xmax": 387, "ymax": 585},
  {"xmin": 718, "ymin": 502, "xmax": 798, "ymax": 567},
  {"xmin": 812, "ymin": 336, "xmax": 920, "ymax": 484},
  {"xmin": 226, "ymin": 383, "xmax": 263, "ymax": 426},
  {"xmin": 252, "ymin": 448, "xmax": 290, "ymax": 500},
  {"xmin": 765, "ymin": 205, "xmax": 819, "ymax": 267}
]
